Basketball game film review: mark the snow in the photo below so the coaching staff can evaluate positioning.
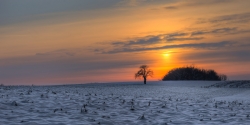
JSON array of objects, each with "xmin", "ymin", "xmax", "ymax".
[
  {"xmin": 205, "ymin": 80, "xmax": 250, "ymax": 88},
  {"xmin": 0, "ymin": 81, "xmax": 250, "ymax": 125}
]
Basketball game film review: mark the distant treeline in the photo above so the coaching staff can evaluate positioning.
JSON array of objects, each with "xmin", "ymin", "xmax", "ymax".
[{"xmin": 162, "ymin": 66, "xmax": 227, "ymax": 81}]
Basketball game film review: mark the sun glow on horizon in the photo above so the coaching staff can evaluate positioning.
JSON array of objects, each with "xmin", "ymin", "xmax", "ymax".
[
  {"xmin": 1, "ymin": 0, "xmax": 250, "ymax": 85},
  {"xmin": 164, "ymin": 53, "xmax": 170, "ymax": 57}
]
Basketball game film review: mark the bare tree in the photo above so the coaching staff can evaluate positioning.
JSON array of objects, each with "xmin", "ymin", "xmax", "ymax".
[{"xmin": 135, "ymin": 65, "xmax": 153, "ymax": 84}]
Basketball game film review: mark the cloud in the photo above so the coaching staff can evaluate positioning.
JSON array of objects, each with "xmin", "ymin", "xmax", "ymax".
[
  {"xmin": 109, "ymin": 27, "xmax": 244, "ymax": 49},
  {"xmin": 191, "ymin": 27, "xmax": 238, "ymax": 36},
  {"xmin": 112, "ymin": 35, "xmax": 162, "ymax": 46},
  {"xmin": 196, "ymin": 12, "xmax": 250, "ymax": 25},
  {"xmin": 104, "ymin": 41, "xmax": 234, "ymax": 54},
  {"xmin": 183, "ymin": 0, "xmax": 234, "ymax": 7},
  {"xmin": 191, "ymin": 27, "xmax": 250, "ymax": 37},
  {"xmin": 164, "ymin": 0, "xmax": 234, "ymax": 10},
  {"xmin": 127, "ymin": 0, "xmax": 139, "ymax": 6},
  {"xmin": 212, "ymin": 27, "xmax": 237, "ymax": 34},
  {"xmin": 102, "ymin": 26, "xmax": 249, "ymax": 54},
  {"xmin": 0, "ymin": 0, "xmax": 121, "ymax": 26},
  {"xmin": 164, "ymin": 6, "xmax": 178, "ymax": 10},
  {"xmin": 117, "ymin": 0, "xmax": 177, "ymax": 7},
  {"xmin": 167, "ymin": 32, "xmax": 187, "ymax": 38},
  {"xmin": 35, "ymin": 49, "xmax": 75, "ymax": 57},
  {"xmin": 111, "ymin": 32, "xmax": 206, "ymax": 48},
  {"xmin": 167, "ymin": 37, "xmax": 204, "ymax": 41},
  {"xmin": 116, "ymin": 0, "xmax": 144, "ymax": 7},
  {"xmin": 181, "ymin": 49, "xmax": 250, "ymax": 63},
  {"xmin": 209, "ymin": 12, "xmax": 250, "ymax": 24},
  {"xmin": 165, "ymin": 32, "xmax": 204, "ymax": 41}
]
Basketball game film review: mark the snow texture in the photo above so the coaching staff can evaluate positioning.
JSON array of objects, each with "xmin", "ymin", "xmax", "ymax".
[
  {"xmin": 205, "ymin": 80, "xmax": 250, "ymax": 88},
  {"xmin": 0, "ymin": 81, "xmax": 250, "ymax": 125}
]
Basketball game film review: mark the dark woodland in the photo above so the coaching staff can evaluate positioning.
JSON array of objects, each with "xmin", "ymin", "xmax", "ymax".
[{"xmin": 162, "ymin": 66, "xmax": 227, "ymax": 81}]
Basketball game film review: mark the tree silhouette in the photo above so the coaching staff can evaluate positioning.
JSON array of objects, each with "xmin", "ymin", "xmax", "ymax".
[
  {"xmin": 135, "ymin": 65, "xmax": 153, "ymax": 84},
  {"xmin": 162, "ymin": 65, "xmax": 227, "ymax": 81}
]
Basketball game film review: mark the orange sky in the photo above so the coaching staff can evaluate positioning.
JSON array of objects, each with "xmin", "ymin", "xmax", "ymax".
[{"xmin": 1, "ymin": 0, "xmax": 250, "ymax": 85}]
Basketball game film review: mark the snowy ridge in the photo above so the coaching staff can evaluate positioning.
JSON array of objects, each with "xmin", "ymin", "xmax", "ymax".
[{"xmin": 205, "ymin": 81, "xmax": 250, "ymax": 88}]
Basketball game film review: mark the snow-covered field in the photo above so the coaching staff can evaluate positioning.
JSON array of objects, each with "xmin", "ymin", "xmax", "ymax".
[{"xmin": 1, "ymin": 81, "xmax": 250, "ymax": 125}]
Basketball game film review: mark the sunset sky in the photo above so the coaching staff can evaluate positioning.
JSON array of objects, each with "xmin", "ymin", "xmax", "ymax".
[{"xmin": 1, "ymin": 0, "xmax": 250, "ymax": 85}]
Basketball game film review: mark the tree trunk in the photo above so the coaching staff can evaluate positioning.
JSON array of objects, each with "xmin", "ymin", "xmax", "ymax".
[{"xmin": 144, "ymin": 77, "xmax": 146, "ymax": 84}]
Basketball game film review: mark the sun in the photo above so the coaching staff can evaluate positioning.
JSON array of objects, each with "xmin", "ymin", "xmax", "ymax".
[{"xmin": 164, "ymin": 53, "xmax": 170, "ymax": 57}]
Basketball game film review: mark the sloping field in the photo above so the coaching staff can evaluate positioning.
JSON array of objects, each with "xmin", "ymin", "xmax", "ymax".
[{"xmin": 0, "ymin": 81, "xmax": 250, "ymax": 125}]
